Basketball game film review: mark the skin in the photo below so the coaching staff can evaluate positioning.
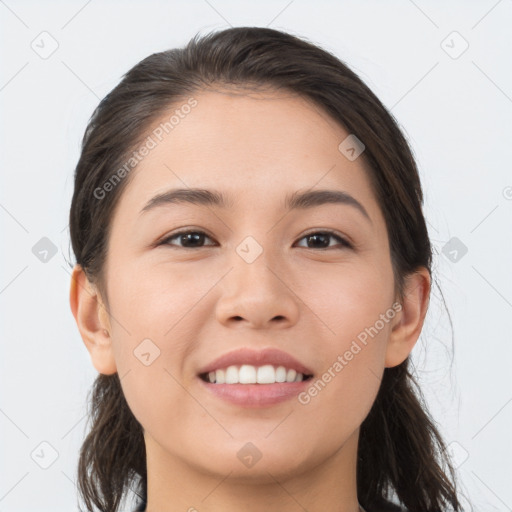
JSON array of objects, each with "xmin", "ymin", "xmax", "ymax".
[{"xmin": 70, "ymin": 87, "xmax": 430, "ymax": 512}]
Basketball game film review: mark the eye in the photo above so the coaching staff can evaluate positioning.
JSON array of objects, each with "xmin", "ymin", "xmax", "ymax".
[
  {"xmin": 159, "ymin": 229, "xmax": 216, "ymax": 249},
  {"xmin": 159, "ymin": 229, "xmax": 352, "ymax": 250},
  {"xmin": 294, "ymin": 230, "xmax": 353, "ymax": 250}
]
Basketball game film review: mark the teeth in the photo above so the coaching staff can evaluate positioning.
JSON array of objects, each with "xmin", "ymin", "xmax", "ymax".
[
  {"xmin": 215, "ymin": 368, "xmax": 226, "ymax": 384},
  {"xmin": 204, "ymin": 364, "xmax": 308, "ymax": 384},
  {"xmin": 286, "ymin": 369, "xmax": 297, "ymax": 381},
  {"xmin": 275, "ymin": 366, "xmax": 287, "ymax": 382},
  {"xmin": 225, "ymin": 365, "xmax": 239, "ymax": 384},
  {"xmin": 239, "ymin": 365, "xmax": 256, "ymax": 384}
]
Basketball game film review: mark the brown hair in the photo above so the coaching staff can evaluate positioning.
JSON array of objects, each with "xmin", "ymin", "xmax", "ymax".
[{"xmin": 69, "ymin": 26, "xmax": 465, "ymax": 512}]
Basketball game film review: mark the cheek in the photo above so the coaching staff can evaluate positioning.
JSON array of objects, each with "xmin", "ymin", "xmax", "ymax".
[
  {"xmin": 118, "ymin": 360, "xmax": 191, "ymax": 434},
  {"xmin": 295, "ymin": 270, "xmax": 394, "ymax": 435},
  {"xmin": 104, "ymin": 261, "xmax": 205, "ymax": 411},
  {"xmin": 107, "ymin": 255, "xmax": 210, "ymax": 338},
  {"xmin": 106, "ymin": 260, "xmax": 204, "ymax": 431},
  {"xmin": 297, "ymin": 258, "xmax": 395, "ymax": 402},
  {"xmin": 300, "ymin": 256, "xmax": 395, "ymax": 338}
]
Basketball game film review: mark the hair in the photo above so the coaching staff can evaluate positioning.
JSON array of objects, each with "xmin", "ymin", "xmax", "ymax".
[{"xmin": 69, "ymin": 26, "xmax": 465, "ymax": 512}]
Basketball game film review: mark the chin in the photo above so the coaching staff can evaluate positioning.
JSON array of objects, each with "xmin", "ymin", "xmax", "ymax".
[{"xmin": 189, "ymin": 437, "xmax": 313, "ymax": 479}]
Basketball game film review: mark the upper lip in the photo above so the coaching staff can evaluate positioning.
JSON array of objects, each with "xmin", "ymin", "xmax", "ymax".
[{"xmin": 197, "ymin": 347, "xmax": 314, "ymax": 376}]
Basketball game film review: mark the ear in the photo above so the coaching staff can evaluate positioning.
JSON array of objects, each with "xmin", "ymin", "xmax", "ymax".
[
  {"xmin": 385, "ymin": 267, "xmax": 431, "ymax": 368},
  {"xmin": 69, "ymin": 264, "xmax": 117, "ymax": 375}
]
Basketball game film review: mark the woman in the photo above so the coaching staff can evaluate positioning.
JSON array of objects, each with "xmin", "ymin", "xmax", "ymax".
[{"xmin": 68, "ymin": 26, "xmax": 464, "ymax": 512}]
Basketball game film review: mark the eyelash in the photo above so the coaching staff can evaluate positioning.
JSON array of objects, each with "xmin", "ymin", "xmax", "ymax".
[{"xmin": 158, "ymin": 229, "xmax": 353, "ymax": 251}]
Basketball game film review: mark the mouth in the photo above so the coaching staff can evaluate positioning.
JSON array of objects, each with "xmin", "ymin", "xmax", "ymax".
[
  {"xmin": 196, "ymin": 347, "xmax": 314, "ymax": 407},
  {"xmin": 198, "ymin": 364, "xmax": 313, "ymax": 384},
  {"xmin": 197, "ymin": 367, "xmax": 313, "ymax": 407}
]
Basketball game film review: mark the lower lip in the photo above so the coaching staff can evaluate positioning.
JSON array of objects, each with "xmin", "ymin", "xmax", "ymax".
[{"xmin": 197, "ymin": 377, "xmax": 312, "ymax": 407}]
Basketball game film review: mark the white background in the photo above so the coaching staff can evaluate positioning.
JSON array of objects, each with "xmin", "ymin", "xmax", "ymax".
[{"xmin": 1, "ymin": 1, "xmax": 511, "ymax": 511}]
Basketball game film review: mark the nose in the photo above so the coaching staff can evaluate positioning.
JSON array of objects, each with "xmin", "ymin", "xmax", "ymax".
[{"xmin": 215, "ymin": 253, "xmax": 300, "ymax": 330}]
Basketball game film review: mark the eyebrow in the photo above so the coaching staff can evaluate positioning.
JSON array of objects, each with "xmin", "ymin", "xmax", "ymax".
[{"xmin": 139, "ymin": 187, "xmax": 372, "ymax": 224}]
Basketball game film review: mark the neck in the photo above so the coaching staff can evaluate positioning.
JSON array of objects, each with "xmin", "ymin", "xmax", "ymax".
[{"xmin": 143, "ymin": 428, "xmax": 361, "ymax": 512}]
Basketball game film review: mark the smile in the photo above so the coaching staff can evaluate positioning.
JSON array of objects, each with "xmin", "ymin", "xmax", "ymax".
[{"xmin": 199, "ymin": 364, "xmax": 313, "ymax": 384}]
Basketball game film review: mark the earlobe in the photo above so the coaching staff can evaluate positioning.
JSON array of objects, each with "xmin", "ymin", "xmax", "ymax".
[
  {"xmin": 69, "ymin": 264, "xmax": 117, "ymax": 375},
  {"xmin": 384, "ymin": 267, "xmax": 431, "ymax": 368}
]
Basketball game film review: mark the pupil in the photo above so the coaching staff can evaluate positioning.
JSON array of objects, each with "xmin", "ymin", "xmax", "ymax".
[
  {"xmin": 308, "ymin": 234, "xmax": 328, "ymax": 248},
  {"xmin": 182, "ymin": 233, "xmax": 203, "ymax": 247}
]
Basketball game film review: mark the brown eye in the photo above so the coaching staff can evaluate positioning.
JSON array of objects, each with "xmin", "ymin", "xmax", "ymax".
[
  {"xmin": 295, "ymin": 231, "xmax": 352, "ymax": 250},
  {"xmin": 159, "ymin": 229, "xmax": 352, "ymax": 250},
  {"xmin": 160, "ymin": 230, "xmax": 216, "ymax": 249}
]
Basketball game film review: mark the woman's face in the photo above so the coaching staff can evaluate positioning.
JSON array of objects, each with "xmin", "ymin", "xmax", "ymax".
[{"xmin": 94, "ymin": 88, "xmax": 404, "ymax": 480}]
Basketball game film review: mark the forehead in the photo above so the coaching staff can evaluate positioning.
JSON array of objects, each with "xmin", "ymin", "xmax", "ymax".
[{"xmin": 113, "ymin": 87, "xmax": 380, "ymax": 222}]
